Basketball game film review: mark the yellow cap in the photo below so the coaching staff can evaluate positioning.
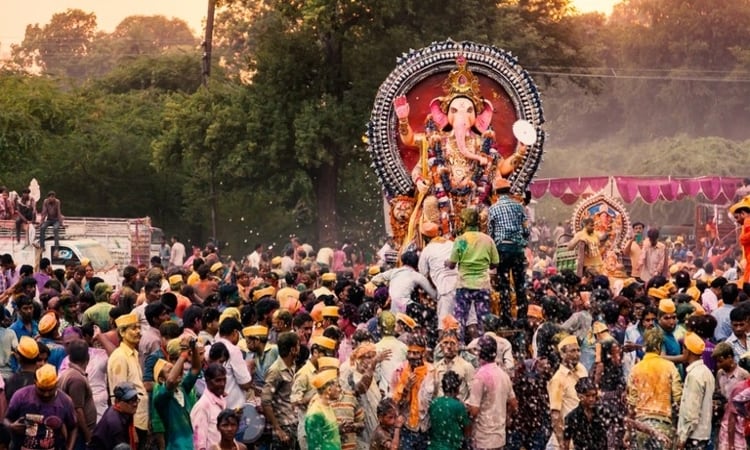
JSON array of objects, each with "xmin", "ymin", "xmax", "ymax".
[
  {"xmin": 321, "ymin": 272, "xmax": 337, "ymax": 282},
  {"xmin": 557, "ymin": 335, "xmax": 579, "ymax": 352},
  {"xmin": 730, "ymin": 196, "xmax": 750, "ymax": 214},
  {"xmin": 684, "ymin": 332, "xmax": 705, "ymax": 355},
  {"xmin": 690, "ymin": 300, "xmax": 706, "ymax": 316},
  {"xmin": 271, "ymin": 256, "xmax": 282, "ymax": 266},
  {"xmin": 243, "ymin": 325, "xmax": 269, "ymax": 338},
  {"xmin": 39, "ymin": 313, "xmax": 58, "ymax": 335},
  {"xmin": 648, "ymin": 287, "xmax": 669, "ymax": 300},
  {"xmin": 276, "ymin": 287, "xmax": 300, "ymax": 301},
  {"xmin": 322, "ymin": 306, "xmax": 339, "ymax": 318},
  {"xmin": 35, "ymin": 364, "xmax": 58, "ymax": 389},
  {"xmin": 311, "ymin": 336, "xmax": 337, "ymax": 351},
  {"xmin": 115, "ymin": 313, "xmax": 138, "ymax": 329},
  {"xmin": 686, "ymin": 286, "xmax": 701, "ymax": 302},
  {"xmin": 396, "ymin": 313, "xmax": 417, "ymax": 329},
  {"xmin": 658, "ymin": 298, "xmax": 676, "ymax": 314},
  {"xmin": 219, "ymin": 307, "xmax": 241, "ymax": 324},
  {"xmin": 210, "ymin": 262, "xmax": 223, "ymax": 273},
  {"xmin": 166, "ymin": 338, "xmax": 182, "ymax": 359},
  {"xmin": 368, "ymin": 265, "xmax": 381, "ymax": 276},
  {"xmin": 80, "ymin": 258, "xmax": 91, "ymax": 268},
  {"xmin": 317, "ymin": 356, "xmax": 340, "ymax": 371},
  {"xmin": 592, "ymin": 322, "xmax": 608, "ymax": 335},
  {"xmin": 168, "ymin": 274, "xmax": 183, "ymax": 286},
  {"xmin": 253, "ymin": 286, "xmax": 276, "ymax": 301},
  {"xmin": 17, "ymin": 336, "xmax": 39, "ymax": 359},
  {"xmin": 311, "ymin": 369, "xmax": 338, "ymax": 390},
  {"xmin": 154, "ymin": 358, "xmax": 169, "ymax": 381}
]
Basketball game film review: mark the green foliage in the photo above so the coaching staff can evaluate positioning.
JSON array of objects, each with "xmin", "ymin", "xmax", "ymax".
[
  {"xmin": 11, "ymin": 9, "xmax": 97, "ymax": 78},
  {"xmin": 5, "ymin": 1, "xmax": 750, "ymax": 252}
]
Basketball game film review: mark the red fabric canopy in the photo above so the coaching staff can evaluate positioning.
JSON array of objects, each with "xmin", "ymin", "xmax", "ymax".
[{"xmin": 530, "ymin": 176, "xmax": 744, "ymax": 204}]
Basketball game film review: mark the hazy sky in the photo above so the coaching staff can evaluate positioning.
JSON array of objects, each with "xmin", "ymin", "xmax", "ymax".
[{"xmin": 0, "ymin": 0, "xmax": 618, "ymax": 56}]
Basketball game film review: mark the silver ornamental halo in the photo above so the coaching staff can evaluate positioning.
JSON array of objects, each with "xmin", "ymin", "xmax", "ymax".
[
  {"xmin": 571, "ymin": 191, "xmax": 633, "ymax": 252},
  {"xmin": 366, "ymin": 39, "xmax": 546, "ymax": 198}
]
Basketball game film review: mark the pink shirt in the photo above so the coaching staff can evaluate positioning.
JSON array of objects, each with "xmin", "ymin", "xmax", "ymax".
[{"xmin": 190, "ymin": 388, "xmax": 227, "ymax": 450}]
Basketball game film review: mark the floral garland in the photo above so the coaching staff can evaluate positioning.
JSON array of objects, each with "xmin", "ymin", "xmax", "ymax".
[
  {"xmin": 425, "ymin": 121, "xmax": 498, "ymax": 235},
  {"xmin": 427, "ymin": 126, "xmax": 496, "ymax": 201}
]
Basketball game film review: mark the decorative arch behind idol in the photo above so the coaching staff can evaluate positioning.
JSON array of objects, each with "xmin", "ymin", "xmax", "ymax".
[{"xmin": 367, "ymin": 40, "xmax": 545, "ymax": 199}]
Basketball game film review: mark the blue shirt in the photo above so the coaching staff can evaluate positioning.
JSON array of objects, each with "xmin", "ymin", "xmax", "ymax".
[
  {"xmin": 488, "ymin": 195, "xmax": 529, "ymax": 248},
  {"xmin": 9, "ymin": 319, "xmax": 38, "ymax": 340},
  {"xmin": 39, "ymin": 338, "xmax": 66, "ymax": 370},
  {"xmin": 712, "ymin": 304, "xmax": 735, "ymax": 341}
]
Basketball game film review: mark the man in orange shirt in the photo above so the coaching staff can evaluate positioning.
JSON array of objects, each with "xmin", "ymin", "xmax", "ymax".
[{"xmin": 730, "ymin": 196, "xmax": 750, "ymax": 289}]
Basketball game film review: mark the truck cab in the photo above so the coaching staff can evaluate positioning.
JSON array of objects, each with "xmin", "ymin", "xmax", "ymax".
[
  {"xmin": 47, "ymin": 240, "xmax": 119, "ymax": 287},
  {"xmin": 0, "ymin": 238, "xmax": 120, "ymax": 288}
]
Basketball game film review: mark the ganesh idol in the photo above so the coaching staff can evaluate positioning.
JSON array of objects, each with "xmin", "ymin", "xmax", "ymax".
[{"xmin": 394, "ymin": 56, "xmax": 527, "ymax": 239}]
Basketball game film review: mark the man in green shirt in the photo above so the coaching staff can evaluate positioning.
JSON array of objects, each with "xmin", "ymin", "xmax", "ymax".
[
  {"xmin": 152, "ymin": 336, "xmax": 203, "ymax": 450},
  {"xmin": 447, "ymin": 208, "xmax": 500, "ymax": 340}
]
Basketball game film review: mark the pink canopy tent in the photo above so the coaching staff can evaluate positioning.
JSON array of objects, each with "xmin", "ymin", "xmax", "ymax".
[{"xmin": 529, "ymin": 176, "xmax": 745, "ymax": 205}]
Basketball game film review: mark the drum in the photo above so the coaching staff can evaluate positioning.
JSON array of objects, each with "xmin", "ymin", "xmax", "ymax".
[{"xmin": 236, "ymin": 403, "xmax": 266, "ymax": 444}]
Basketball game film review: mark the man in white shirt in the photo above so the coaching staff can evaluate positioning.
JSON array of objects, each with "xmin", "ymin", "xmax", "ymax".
[
  {"xmin": 245, "ymin": 243, "xmax": 263, "ymax": 270},
  {"xmin": 169, "ymin": 236, "xmax": 186, "ymax": 268},
  {"xmin": 676, "ymin": 333, "xmax": 715, "ymax": 449},
  {"xmin": 372, "ymin": 251, "xmax": 436, "ymax": 314},
  {"xmin": 417, "ymin": 222, "xmax": 457, "ymax": 329},
  {"xmin": 374, "ymin": 311, "xmax": 407, "ymax": 396},
  {"xmin": 701, "ymin": 277, "xmax": 726, "ymax": 314},
  {"xmin": 213, "ymin": 317, "xmax": 253, "ymax": 409}
]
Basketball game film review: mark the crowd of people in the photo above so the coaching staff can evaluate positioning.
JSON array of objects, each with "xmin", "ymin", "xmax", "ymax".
[{"xmin": 0, "ymin": 186, "xmax": 749, "ymax": 450}]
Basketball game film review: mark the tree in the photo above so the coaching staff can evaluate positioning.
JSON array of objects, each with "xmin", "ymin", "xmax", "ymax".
[
  {"xmin": 92, "ymin": 53, "xmax": 203, "ymax": 94},
  {"xmin": 86, "ymin": 16, "xmax": 199, "ymax": 79},
  {"xmin": 11, "ymin": 9, "xmax": 97, "ymax": 78},
  {"xmin": 152, "ymin": 81, "xmax": 251, "ymax": 241},
  {"xmin": 0, "ymin": 72, "xmax": 73, "ymax": 184}
]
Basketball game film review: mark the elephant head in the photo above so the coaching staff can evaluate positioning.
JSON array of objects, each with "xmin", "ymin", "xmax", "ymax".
[{"xmin": 430, "ymin": 96, "xmax": 494, "ymax": 164}]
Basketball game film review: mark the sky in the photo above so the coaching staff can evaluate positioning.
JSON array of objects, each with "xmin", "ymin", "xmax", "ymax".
[{"xmin": 0, "ymin": 0, "xmax": 619, "ymax": 57}]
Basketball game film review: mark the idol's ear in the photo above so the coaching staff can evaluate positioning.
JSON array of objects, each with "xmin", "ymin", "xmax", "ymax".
[
  {"xmin": 429, "ymin": 98, "xmax": 449, "ymax": 131},
  {"xmin": 475, "ymin": 99, "xmax": 494, "ymax": 133}
]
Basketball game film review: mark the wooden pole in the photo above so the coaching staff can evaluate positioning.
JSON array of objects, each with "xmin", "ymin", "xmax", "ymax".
[{"xmin": 202, "ymin": 0, "xmax": 216, "ymax": 86}]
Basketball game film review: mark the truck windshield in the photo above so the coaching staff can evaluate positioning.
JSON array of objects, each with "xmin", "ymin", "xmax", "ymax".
[{"xmin": 78, "ymin": 243, "xmax": 115, "ymax": 270}]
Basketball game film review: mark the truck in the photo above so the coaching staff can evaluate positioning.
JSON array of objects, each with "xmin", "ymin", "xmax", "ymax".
[
  {"xmin": 1, "ymin": 216, "xmax": 157, "ymax": 279},
  {"xmin": 50, "ymin": 216, "xmax": 155, "ymax": 270},
  {"xmin": 0, "ymin": 232, "xmax": 120, "ymax": 287}
]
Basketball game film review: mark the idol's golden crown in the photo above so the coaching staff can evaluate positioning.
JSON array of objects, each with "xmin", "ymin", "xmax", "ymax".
[{"xmin": 441, "ymin": 55, "xmax": 484, "ymax": 113}]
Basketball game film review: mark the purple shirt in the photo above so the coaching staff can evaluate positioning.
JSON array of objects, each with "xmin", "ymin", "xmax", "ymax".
[
  {"xmin": 33, "ymin": 272, "xmax": 51, "ymax": 290},
  {"xmin": 702, "ymin": 339, "xmax": 717, "ymax": 373},
  {"xmin": 6, "ymin": 385, "xmax": 77, "ymax": 450}
]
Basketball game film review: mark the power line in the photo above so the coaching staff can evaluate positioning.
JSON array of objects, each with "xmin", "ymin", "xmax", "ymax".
[{"xmin": 527, "ymin": 70, "xmax": 750, "ymax": 83}]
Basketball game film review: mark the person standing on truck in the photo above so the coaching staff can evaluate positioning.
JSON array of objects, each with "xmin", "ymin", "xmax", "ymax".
[
  {"xmin": 39, "ymin": 191, "xmax": 62, "ymax": 251},
  {"xmin": 13, "ymin": 189, "xmax": 35, "ymax": 245},
  {"xmin": 169, "ymin": 236, "xmax": 186, "ymax": 269}
]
